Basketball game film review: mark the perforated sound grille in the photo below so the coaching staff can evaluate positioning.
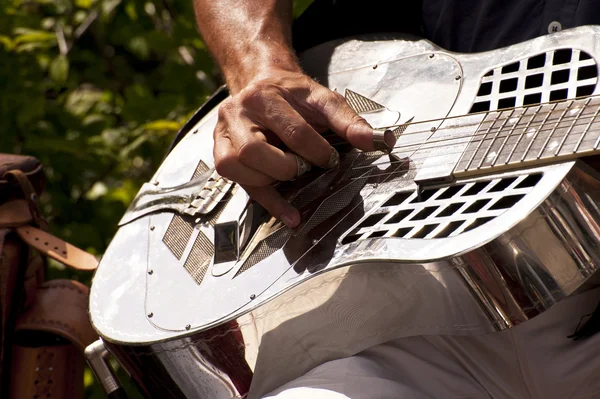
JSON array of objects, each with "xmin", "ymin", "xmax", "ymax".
[
  {"xmin": 183, "ymin": 231, "xmax": 213, "ymax": 285},
  {"xmin": 470, "ymin": 49, "xmax": 598, "ymax": 113},
  {"xmin": 345, "ymin": 89, "xmax": 385, "ymax": 113},
  {"xmin": 162, "ymin": 158, "xmax": 219, "ymax": 285},
  {"xmin": 234, "ymin": 228, "xmax": 292, "ymax": 278},
  {"xmin": 162, "ymin": 215, "xmax": 194, "ymax": 260},
  {"xmin": 340, "ymin": 172, "xmax": 543, "ymax": 244},
  {"xmin": 192, "ymin": 160, "xmax": 210, "ymax": 179}
]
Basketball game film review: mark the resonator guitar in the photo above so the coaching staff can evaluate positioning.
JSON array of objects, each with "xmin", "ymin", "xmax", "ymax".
[{"xmin": 89, "ymin": 26, "xmax": 600, "ymax": 399}]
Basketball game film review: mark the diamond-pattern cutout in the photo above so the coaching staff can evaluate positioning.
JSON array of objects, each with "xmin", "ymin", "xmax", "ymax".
[
  {"xmin": 340, "ymin": 172, "xmax": 543, "ymax": 244},
  {"xmin": 470, "ymin": 49, "xmax": 598, "ymax": 113}
]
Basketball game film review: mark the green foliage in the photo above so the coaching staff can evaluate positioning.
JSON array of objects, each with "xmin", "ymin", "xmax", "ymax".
[{"xmin": 0, "ymin": 0, "xmax": 312, "ymax": 396}]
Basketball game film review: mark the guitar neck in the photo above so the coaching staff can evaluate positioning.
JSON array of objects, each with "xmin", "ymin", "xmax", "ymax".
[{"xmin": 454, "ymin": 96, "xmax": 600, "ymax": 178}]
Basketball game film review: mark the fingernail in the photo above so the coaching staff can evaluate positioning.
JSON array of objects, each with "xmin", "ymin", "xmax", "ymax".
[
  {"xmin": 325, "ymin": 147, "xmax": 340, "ymax": 169},
  {"xmin": 372, "ymin": 129, "xmax": 395, "ymax": 153},
  {"xmin": 281, "ymin": 212, "xmax": 299, "ymax": 228}
]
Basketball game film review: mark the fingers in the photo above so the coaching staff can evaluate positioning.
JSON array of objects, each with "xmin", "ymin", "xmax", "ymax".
[
  {"xmin": 214, "ymin": 101, "xmax": 302, "ymax": 182},
  {"xmin": 243, "ymin": 185, "xmax": 300, "ymax": 228},
  {"xmin": 310, "ymin": 86, "xmax": 396, "ymax": 152},
  {"xmin": 213, "ymin": 72, "xmax": 391, "ymax": 229},
  {"xmin": 214, "ymin": 136, "xmax": 275, "ymax": 186},
  {"xmin": 245, "ymin": 90, "xmax": 336, "ymax": 168}
]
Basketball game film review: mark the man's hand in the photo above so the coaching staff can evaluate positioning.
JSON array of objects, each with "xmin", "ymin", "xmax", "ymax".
[
  {"xmin": 213, "ymin": 68, "xmax": 388, "ymax": 228},
  {"xmin": 193, "ymin": 0, "xmax": 395, "ymax": 227}
]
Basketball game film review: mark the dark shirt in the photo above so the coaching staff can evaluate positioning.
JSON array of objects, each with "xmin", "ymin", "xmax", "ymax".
[{"xmin": 293, "ymin": 0, "xmax": 600, "ymax": 53}]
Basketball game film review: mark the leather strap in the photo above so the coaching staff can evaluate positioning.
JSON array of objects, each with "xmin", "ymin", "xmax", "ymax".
[
  {"xmin": 15, "ymin": 280, "xmax": 98, "ymax": 352},
  {"xmin": 16, "ymin": 226, "xmax": 98, "ymax": 271},
  {"xmin": 4, "ymin": 171, "xmax": 47, "ymax": 230},
  {"xmin": 0, "ymin": 200, "xmax": 32, "ymax": 228},
  {"xmin": 9, "ymin": 344, "xmax": 83, "ymax": 399}
]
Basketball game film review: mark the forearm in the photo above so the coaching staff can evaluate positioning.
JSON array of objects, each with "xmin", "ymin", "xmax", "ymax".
[{"xmin": 193, "ymin": 0, "xmax": 301, "ymax": 93}]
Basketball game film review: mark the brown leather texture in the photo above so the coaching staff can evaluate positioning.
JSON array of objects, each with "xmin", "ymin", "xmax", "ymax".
[
  {"xmin": 0, "ymin": 230, "xmax": 25, "ymax": 388},
  {"xmin": 0, "ymin": 154, "xmax": 40, "ymax": 177},
  {"xmin": 0, "ymin": 154, "xmax": 45, "ymax": 203},
  {"xmin": 0, "ymin": 199, "xmax": 33, "ymax": 228},
  {"xmin": 9, "ymin": 344, "xmax": 84, "ymax": 399},
  {"xmin": 1, "ymin": 153, "xmax": 97, "ymax": 399},
  {"xmin": 17, "ymin": 226, "xmax": 99, "ymax": 271},
  {"xmin": 16, "ymin": 280, "xmax": 98, "ymax": 352}
]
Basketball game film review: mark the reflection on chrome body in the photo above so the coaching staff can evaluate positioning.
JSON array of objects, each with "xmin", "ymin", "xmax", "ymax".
[
  {"xmin": 119, "ymin": 168, "xmax": 234, "ymax": 225},
  {"xmin": 103, "ymin": 160, "xmax": 600, "ymax": 399},
  {"xmin": 90, "ymin": 27, "xmax": 600, "ymax": 399}
]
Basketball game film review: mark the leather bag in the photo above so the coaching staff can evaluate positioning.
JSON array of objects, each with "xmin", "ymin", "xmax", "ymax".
[{"xmin": 0, "ymin": 153, "xmax": 98, "ymax": 399}]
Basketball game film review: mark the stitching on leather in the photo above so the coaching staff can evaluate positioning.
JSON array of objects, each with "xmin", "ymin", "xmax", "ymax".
[{"xmin": 39, "ymin": 282, "xmax": 88, "ymax": 298}]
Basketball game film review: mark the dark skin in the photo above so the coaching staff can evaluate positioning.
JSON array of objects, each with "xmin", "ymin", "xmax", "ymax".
[{"xmin": 193, "ymin": 0, "xmax": 396, "ymax": 228}]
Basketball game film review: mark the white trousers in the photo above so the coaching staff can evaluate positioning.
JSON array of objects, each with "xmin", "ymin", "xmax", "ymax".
[{"xmin": 263, "ymin": 287, "xmax": 600, "ymax": 399}]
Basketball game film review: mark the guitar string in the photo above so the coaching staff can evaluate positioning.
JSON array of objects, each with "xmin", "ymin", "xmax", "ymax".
[
  {"xmin": 199, "ymin": 113, "xmax": 599, "ymax": 206},
  {"xmin": 321, "ymin": 114, "xmax": 600, "ymax": 172},
  {"xmin": 195, "ymin": 103, "xmax": 600, "ymax": 206},
  {"xmin": 324, "ymin": 108, "xmax": 600, "ymax": 155},
  {"xmin": 322, "ymin": 96, "xmax": 600, "ymax": 142},
  {"xmin": 362, "ymin": 116, "xmax": 600, "ymax": 170}
]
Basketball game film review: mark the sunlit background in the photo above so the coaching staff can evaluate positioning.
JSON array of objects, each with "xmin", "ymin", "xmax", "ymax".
[{"xmin": 0, "ymin": 0, "xmax": 312, "ymax": 396}]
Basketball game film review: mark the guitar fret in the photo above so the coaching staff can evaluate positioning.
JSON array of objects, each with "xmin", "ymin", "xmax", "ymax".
[
  {"xmin": 504, "ymin": 105, "xmax": 540, "ymax": 164},
  {"xmin": 492, "ymin": 110, "xmax": 525, "ymax": 166},
  {"xmin": 476, "ymin": 109, "xmax": 516, "ymax": 169},
  {"xmin": 555, "ymin": 98, "xmax": 590, "ymax": 156},
  {"xmin": 594, "ymin": 134, "xmax": 600, "ymax": 150},
  {"xmin": 521, "ymin": 103, "xmax": 558, "ymax": 162},
  {"xmin": 536, "ymin": 100, "xmax": 574, "ymax": 159},
  {"xmin": 456, "ymin": 95, "xmax": 600, "ymax": 178},
  {"xmin": 463, "ymin": 114, "xmax": 498, "ymax": 171},
  {"xmin": 573, "ymin": 102, "xmax": 600, "ymax": 153}
]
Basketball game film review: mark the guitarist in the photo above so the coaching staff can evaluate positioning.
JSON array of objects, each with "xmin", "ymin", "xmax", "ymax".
[{"xmin": 192, "ymin": 0, "xmax": 600, "ymax": 398}]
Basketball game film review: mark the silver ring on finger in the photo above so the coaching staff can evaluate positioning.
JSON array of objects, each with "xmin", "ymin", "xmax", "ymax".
[{"xmin": 294, "ymin": 154, "xmax": 312, "ymax": 178}]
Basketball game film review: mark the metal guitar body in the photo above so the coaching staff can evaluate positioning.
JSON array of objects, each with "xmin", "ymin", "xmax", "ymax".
[{"xmin": 90, "ymin": 26, "xmax": 600, "ymax": 399}]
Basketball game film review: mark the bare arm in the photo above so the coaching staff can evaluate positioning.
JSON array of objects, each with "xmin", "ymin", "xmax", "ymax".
[
  {"xmin": 193, "ymin": 0, "xmax": 299, "ymax": 93},
  {"xmin": 193, "ymin": 0, "xmax": 395, "ymax": 227}
]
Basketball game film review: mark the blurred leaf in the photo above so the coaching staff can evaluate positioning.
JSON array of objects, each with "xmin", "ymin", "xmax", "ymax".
[
  {"xmin": 125, "ymin": 1, "xmax": 137, "ymax": 20},
  {"xmin": 293, "ymin": 0, "xmax": 314, "ymax": 16},
  {"xmin": 106, "ymin": 179, "xmax": 139, "ymax": 207},
  {"xmin": 128, "ymin": 36, "xmax": 149, "ymax": 59},
  {"xmin": 16, "ymin": 40, "xmax": 57, "ymax": 52},
  {"xmin": 13, "ymin": 30, "xmax": 56, "ymax": 44},
  {"xmin": 49, "ymin": 54, "xmax": 69, "ymax": 82},
  {"xmin": 84, "ymin": 368, "xmax": 95, "ymax": 388},
  {"xmin": 76, "ymin": 0, "xmax": 93, "ymax": 9},
  {"xmin": 101, "ymin": 0, "xmax": 121, "ymax": 17},
  {"xmin": 0, "ymin": 35, "xmax": 14, "ymax": 50},
  {"xmin": 143, "ymin": 119, "xmax": 181, "ymax": 131}
]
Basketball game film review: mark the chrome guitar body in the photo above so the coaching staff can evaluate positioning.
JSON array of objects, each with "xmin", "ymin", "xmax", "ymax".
[{"xmin": 90, "ymin": 26, "xmax": 600, "ymax": 399}]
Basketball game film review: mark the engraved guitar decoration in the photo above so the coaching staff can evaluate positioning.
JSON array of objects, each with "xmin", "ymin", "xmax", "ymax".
[{"xmin": 90, "ymin": 27, "xmax": 600, "ymax": 399}]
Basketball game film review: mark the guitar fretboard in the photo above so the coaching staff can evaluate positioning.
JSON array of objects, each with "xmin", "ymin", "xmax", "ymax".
[{"xmin": 454, "ymin": 96, "xmax": 600, "ymax": 176}]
